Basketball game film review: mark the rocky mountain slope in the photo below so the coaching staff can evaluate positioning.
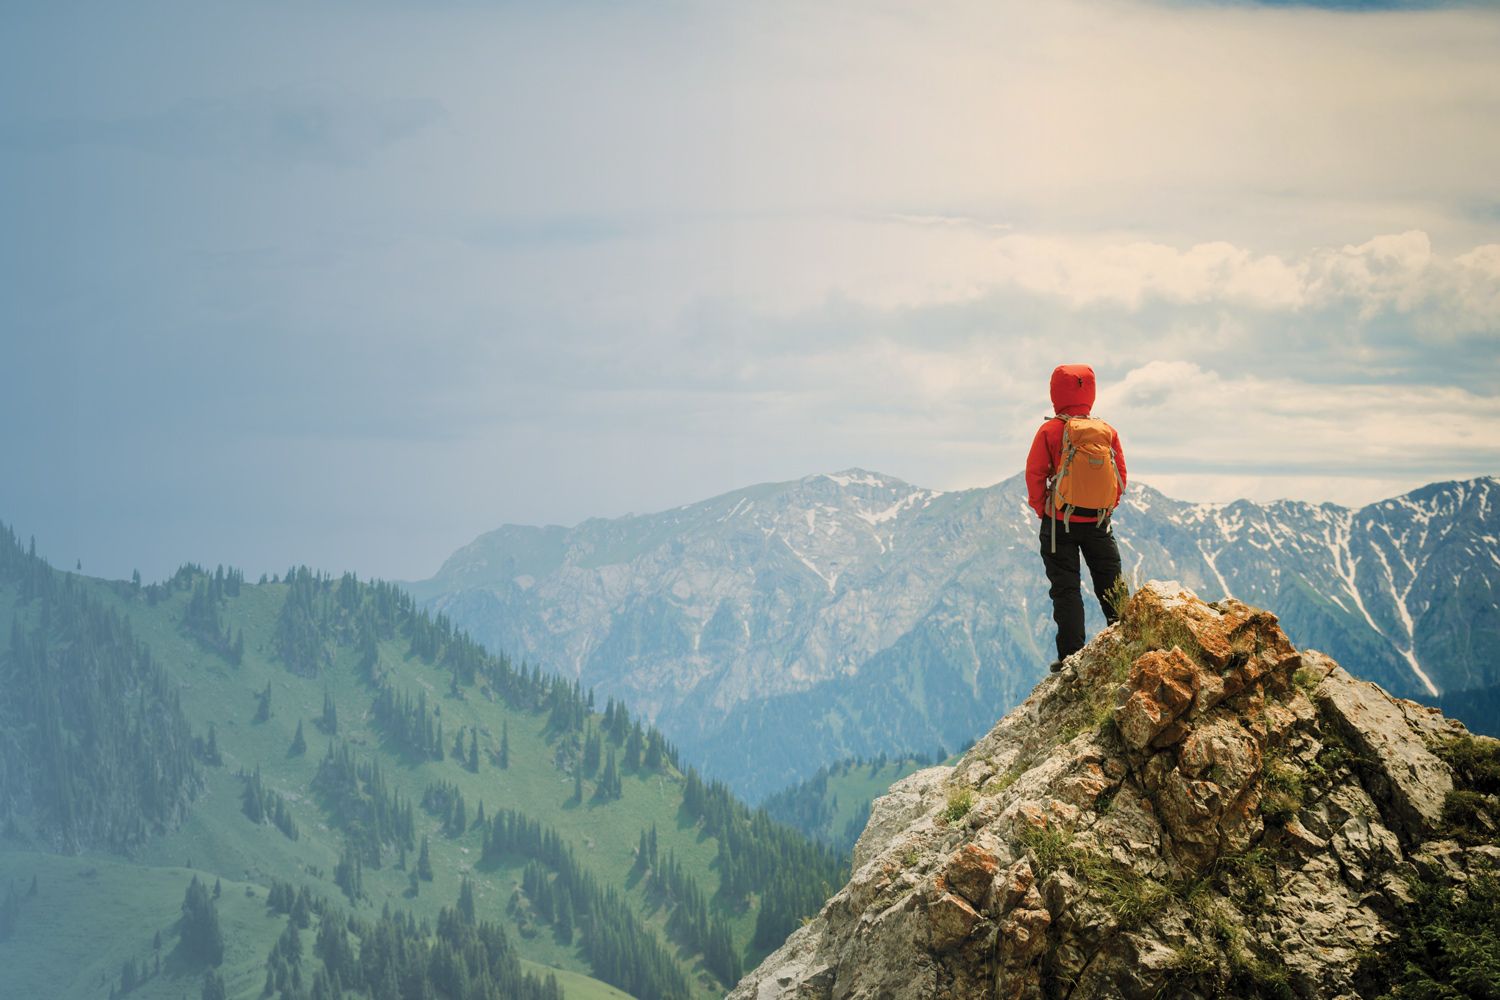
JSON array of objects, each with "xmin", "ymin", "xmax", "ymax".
[
  {"xmin": 730, "ymin": 582, "xmax": 1500, "ymax": 1000},
  {"xmin": 410, "ymin": 472, "xmax": 1500, "ymax": 798}
]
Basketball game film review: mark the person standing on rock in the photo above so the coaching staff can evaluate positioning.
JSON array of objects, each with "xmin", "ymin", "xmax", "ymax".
[{"xmin": 1025, "ymin": 363, "xmax": 1127, "ymax": 672}]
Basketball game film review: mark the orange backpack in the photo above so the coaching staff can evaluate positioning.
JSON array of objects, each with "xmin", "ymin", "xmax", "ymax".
[{"xmin": 1046, "ymin": 415, "xmax": 1123, "ymax": 550}]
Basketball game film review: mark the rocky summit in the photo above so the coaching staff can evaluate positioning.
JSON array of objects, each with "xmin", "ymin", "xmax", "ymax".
[{"xmin": 730, "ymin": 582, "xmax": 1500, "ymax": 1000}]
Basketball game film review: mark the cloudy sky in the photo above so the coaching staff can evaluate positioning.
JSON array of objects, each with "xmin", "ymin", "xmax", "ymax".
[{"xmin": 3, "ymin": 0, "xmax": 1498, "ymax": 582}]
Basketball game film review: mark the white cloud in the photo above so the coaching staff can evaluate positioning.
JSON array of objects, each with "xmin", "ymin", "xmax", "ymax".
[
  {"xmin": 1096, "ymin": 360, "xmax": 1500, "ymax": 486},
  {"xmin": 989, "ymin": 234, "xmax": 1308, "ymax": 311},
  {"xmin": 599, "ymin": 227, "xmax": 1494, "ymax": 346},
  {"xmin": 617, "ymin": 218, "xmax": 1500, "ymax": 336}
]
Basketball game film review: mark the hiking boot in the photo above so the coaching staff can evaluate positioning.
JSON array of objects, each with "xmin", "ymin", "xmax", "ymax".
[{"xmin": 1048, "ymin": 659, "xmax": 1065, "ymax": 673}]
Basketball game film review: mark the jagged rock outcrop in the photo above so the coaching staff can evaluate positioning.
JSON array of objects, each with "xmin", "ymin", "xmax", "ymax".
[{"xmin": 731, "ymin": 582, "xmax": 1500, "ymax": 1000}]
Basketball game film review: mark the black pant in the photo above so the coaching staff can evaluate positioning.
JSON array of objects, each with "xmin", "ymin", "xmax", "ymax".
[{"xmin": 1039, "ymin": 516, "xmax": 1123, "ymax": 659}]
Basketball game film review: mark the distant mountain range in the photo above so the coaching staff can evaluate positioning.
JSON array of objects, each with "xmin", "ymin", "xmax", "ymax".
[{"xmin": 408, "ymin": 472, "xmax": 1500, "ymax": 799}]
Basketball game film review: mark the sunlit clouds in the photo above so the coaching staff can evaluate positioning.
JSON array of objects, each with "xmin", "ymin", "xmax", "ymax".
[{"xmin": 1, "ymin": 0, "xmax": 1497, "ymax": 580}]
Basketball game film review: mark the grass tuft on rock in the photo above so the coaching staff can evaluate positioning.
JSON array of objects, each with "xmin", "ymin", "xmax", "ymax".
[
  {"xmin": 1433, "ymin": 734, "xmax": 1500, "ymax": 795},
  {"xmin": 1014, "ymin": 823, "xmax": 1172, "ymax": 928},
  {"xmin": 984, "ymin": 765, "xmax": 1025, "ymax": 797},
  {"xmin": 939, "ymin": 788, "xmax": 973, "ymax": 825},
  {"xmin": 1259, "ymin": 754, "xmax": 1305, "ymax": 823},
  {"xmin": 1432, "ymin": 734, "xmax": 1500, "ymax": 845},
  {"xmin": 1014, "ymin": 822, "xmax": 1073, "ymax": 879},
  {"xmin": 1440, "ymin": 790, "xmax": 1500, "ymax": 845},
  {"xmin": 1292, "ymin": 666, "xmax": 1323, "ymax": 698}
]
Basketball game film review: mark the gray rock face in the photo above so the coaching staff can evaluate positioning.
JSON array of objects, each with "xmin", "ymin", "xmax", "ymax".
[
  {"xmin": 1315, "ymin": 656, "xmax": 1463, "ymax": 840},
  {"xmin": 853, "ymin": 766, "xmax": 953, "ymax": 872},
  {"xmin": 729, "ymin": 583, "xmax": 1499, "ymax": 1000},
  {"xmin": 410, "ymin": 472, "xmax": 1500, "ymax": 797}
]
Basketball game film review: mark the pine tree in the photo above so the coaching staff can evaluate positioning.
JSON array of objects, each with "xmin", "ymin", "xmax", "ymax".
[
  {"xmin": 290, "ymin": 887, "xmax": 310, "ymax": 929},
  {"xmin": 458, "ymin": 877, "xmax": 475, "ymax": 923},
  {"xmin": 645, "ymin": 729, "xmax": 664, "ymax": 770},
  {"xmin": 598, "ymin": 750, "xmax": 621, "ymax": 801},
  {"xmin": 255, "ymin": 682, "xmax": 272, "ymax": 722},
  {"xmin": 583, "ymin": 726, "xmax": 602, "ymax": 775},
  {"xmin": 242, "ymin": 766, "xmax": 265, "ymax": 824},
  {"xmin": 417, "ymin": 836, "xmax": 433, "ymax": 881},
  {"xmin": 468, "ymin": 730, "xmax": 480, "ymax": 773},
  {"xmin": 334, "ymin": 843, "xmax": 363, "ymax": 902},
  {"xmin": 289, "ymin": 720, "xmax": 307, "ymax": 756},
  {"xmin": 272, "ymin": 794, "xmax": 299, "ymax": 841},
  {"xmin": 556, "ymin": 890, "xmax": 574, "ymax": 944},
  {"xmin": 451, "ymin": 794, "xmax": 467, "ymax": 835},
  {"xmin": 277, "ymin": 919, "xmax": 303, "ymax": 966},
  {"xmin": 314, "ymin": 908, "xmax": 354, "ymax": 983},
  {"xmin": 119, "ymin": 956, "xmax": 139, "ymax": 994},
  {"xmin": 356, "ymin": 610, "xmax": 378, "ymax": 677},
  {"xmin": 500, "ymin": 722, "xmax": 510, "ymax": 769},
  {"xmin": 320, "ymin": 688, "xmax": 338, "ymax": 735},
  {"xmin": 179, "ymin": 875, "xmax": 225, "ymax": 965},
  {"xmin": 625, "ymin": 721, "xmax": 644, "ymax": 770}
]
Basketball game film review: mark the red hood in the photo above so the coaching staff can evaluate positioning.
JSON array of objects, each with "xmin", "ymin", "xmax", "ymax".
[{"xmin": 1050, "ymin": 364, "xmax": 1096, "ymax": 416}]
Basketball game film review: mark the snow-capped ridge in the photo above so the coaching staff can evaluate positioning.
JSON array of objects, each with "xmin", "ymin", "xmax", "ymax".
[{"xmin": 413, "ymin": 471, "xmax": 1500, "ymax": 797}]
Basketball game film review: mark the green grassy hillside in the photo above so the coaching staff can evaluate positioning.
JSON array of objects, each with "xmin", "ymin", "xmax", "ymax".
[{"xmin": 0, "ymin": 527, "xmax": 845, "ymax": 1000}]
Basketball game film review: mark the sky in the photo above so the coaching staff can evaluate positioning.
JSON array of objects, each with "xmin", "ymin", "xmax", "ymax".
[{"xmin": 2, "ymin": 0, "xmax": 1498, "ymax": 583}]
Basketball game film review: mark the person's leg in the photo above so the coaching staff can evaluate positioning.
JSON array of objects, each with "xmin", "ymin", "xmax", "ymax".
[
  {"xmin": 1039, "ymin": 519, "xmax": 1085, "ymax": 659},
  {"xmin": 1078, "ymin": 521, "xmax": 1124, "ymax": 624}
]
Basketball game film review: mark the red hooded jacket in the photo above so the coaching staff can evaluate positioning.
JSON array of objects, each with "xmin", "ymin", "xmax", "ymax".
[{"xmin": 1025, "ymin": 364, "xmax": 1127, "ymax": 522}]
